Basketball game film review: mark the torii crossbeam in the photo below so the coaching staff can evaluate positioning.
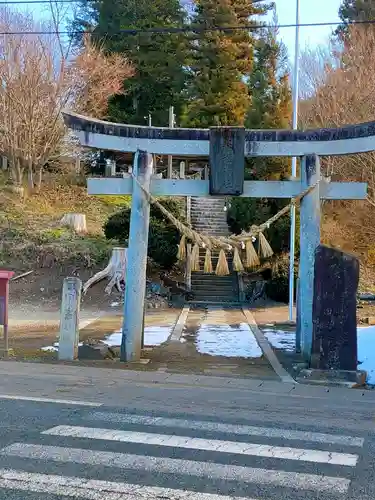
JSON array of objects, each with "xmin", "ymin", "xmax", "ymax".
[{"xmin": 63, "ymin": 111, "xmax": 372, "ymax": 364}]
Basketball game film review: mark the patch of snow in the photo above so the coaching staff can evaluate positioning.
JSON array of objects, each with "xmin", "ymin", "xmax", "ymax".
[
  {"xmin": 358, "ymin": 326, "xmax": 375, "ymax": 385},
  {"xmin": 41, "ymin": 341, "xmax": 83, "ymax": 352},
  {"xmin": 194, "ymin": 323, "xmax": 262, "ymax": 358},
  {"xmin": 110, "ymin": 302, "xmax": 120, "ymax": 307},
  {"xmin": 261, "ymin": 325, "xmax": 375, "ymax": 386},
  {"xmin": 104, "ymin": 326, "xmax": 173, "ymax": 348},
  {"xmin": 263, "ymin": 329, "xmax": 296, "ymax": 352}
]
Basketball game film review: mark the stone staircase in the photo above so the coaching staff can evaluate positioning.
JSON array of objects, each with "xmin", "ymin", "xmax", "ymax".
[{"xmin": 189, "ymin": 197, "xmax": 240, "ymax": 304}]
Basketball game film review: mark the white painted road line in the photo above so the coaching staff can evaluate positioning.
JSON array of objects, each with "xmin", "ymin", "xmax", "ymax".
[
  {"xmin": 86, "ymin": 411, "xmax": 365, "ymax": 447},
  {"xmin": 42, "ymin": 425, "xmax": 358, "ymax": 466},
  {"xmin": 0, "ymin": 469, "xmax": 255, "ymax": 500},
  {"xmin": 0, "ymin": 395, "xmax": 101, "ymax": 407},
  {"xmin": 0, "ymin": 443, "xmax": 351, "ymax": 493}
]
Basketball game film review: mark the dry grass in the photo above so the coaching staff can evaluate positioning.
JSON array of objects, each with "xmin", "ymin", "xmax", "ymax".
[
  {"xmin": 322, "ymin": 200, "xmax": 375, "ymax": 292},
  {"xmin": 0, "ymin": 172, "xmax": 130, "ymax": 269}
]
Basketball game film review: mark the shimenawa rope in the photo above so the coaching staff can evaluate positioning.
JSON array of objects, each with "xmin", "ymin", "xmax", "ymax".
[{"xmin": 131, "ymin": 172, "xmax": 318, "ymax": 275}]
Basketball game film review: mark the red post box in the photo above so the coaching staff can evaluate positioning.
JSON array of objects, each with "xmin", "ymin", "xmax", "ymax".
[{"xmin": 0, "ymin": 270, "xmax": 15, "ymax": 356}]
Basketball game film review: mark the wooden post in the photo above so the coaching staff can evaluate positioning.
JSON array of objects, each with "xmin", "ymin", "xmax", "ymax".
[
  {"xmin": 58, "ymin": 277, "xmax": 82, "ymax": 361},
  {"xmin": 167, "ymin": 106, "xmax": 174, "ymax": 178},
  {"xmin": 185, "ymin": 196, "xmax": 192, "ymax": 291},
  {"xmin": 295, "ymin": 277, "xmax": 301, "ymax": 353},
  {"xmin": 204, "ymin": 165, "xmax": 209, "ymax": 180},
  {"xmin": 179, "ymin": 161, "xmax": 185, "ymax": 179},
  {"xmin": 299, "ymin": 155, "xmax": 321, "ymax": 361},
  {"xmin": 185, "ymin": 243, "xmax": 192, "ymax": 291},
  {"xmin": 110, "ymin": 159, "xmax": 116, "ymax": 177},
  {"xmin": 121, "ymin": 151, "xmax": 153, "ymax": 362},
  {"xmin": 105, "ymin": 159, "xmax": 116, "ymax": 177},
  {"xmin": 237, "ymin": 273, "xmax": 245, "ymax": 303},
  {"xmin": 75, "ymin": 157, "xmax": 81, "ymax": 174},
  {"xmin": 1, "ymin": 156, "xmax": 7, "ymax": 171}
]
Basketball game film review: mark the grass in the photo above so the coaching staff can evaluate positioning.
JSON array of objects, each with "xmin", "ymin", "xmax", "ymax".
[{"xmin": 0, "ymin": 172, "xmax": 130, "ymax": 268}]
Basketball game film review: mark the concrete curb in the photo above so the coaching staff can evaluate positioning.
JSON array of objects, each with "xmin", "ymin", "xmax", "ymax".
[
  {"xmin": 169, "ymin": 305, "xmax": 190, "ymax": 342},
  {"xmin": 297, "ymin": 368, "xmax": 367, "ymax": 388},
  {"xmin": 242, "ymin": 308, "xmax": 296, "ymax": 384}
]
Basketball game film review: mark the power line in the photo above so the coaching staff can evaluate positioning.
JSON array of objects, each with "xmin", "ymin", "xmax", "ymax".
[
  {"xmin": 0, "ymin": 0, "xmax": 91, "ymax": 3},
  {"xmin": 0, "ymin": 8, "xmax": 373, "ymax": 35},
  {"xmin": 0, "ymin": 19, "xmax": 375, "ymax": 36}
]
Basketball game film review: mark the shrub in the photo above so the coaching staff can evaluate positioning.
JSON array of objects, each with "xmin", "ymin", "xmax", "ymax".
[
  {"xmin": 227, "ymin": 198, "xmax": 300, "ymax": 256},
  {"xmin": 104, "ymin": 198, "xmax": 185, "ymax": 269},
  {"xmin": 265, "ymin": 254, "xmax": 298, "ymax": 303}
]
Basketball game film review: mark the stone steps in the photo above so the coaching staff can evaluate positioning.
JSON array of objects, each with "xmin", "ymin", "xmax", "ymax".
[{"xmin": 190, "ymin": 196, "xmax": 238, "ymax": 304}]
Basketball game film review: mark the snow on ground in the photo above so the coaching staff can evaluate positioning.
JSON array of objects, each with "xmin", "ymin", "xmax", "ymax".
[
  {"xmin": 104, "ymin": 326, "xmax": 173, "ymax": 348},
  {"xmin": 357, "ymin": 326, "xmax": 375, "ymax": 385},
  {"xmin": 195, "ymin": 323, "xmax": 263, "ymax": 358},
  {"xmin": 263, "ymin": 325, "xmax": 375, "ymax": 385},
  {"xmin": 42, "ymin": 326, "xmax": 173, "ymax": 352},
  {"xmin": 263, "ymin": 329, "xmax": 296, "ymax": 352},
  {"xmin": 41, "ymin": 342, "xmax": 83, "ymax": 352}
]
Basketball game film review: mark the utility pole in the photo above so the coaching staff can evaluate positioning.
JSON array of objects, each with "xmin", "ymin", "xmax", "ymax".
[
  {"xmin": 167, "ymin": 106, "xmax": 174, "ymax": 178},
  {"xmin": 288, "ymin": 0, "xmax": 300, "ymax": 322}
]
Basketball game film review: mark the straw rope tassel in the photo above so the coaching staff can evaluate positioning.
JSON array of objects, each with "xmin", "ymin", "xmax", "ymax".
[
  {"xmin": 191, "ymin": 243, "xmax": 200, "ymax": 272},
  {"xmin": 245, "ymin": 240, "xmax": 260, "ymax": 269},
  {"xmin": 204, "ymin": 247, "xmax": 213, "ymax": 273},
  {"xmin": 258, "ymin": 232, "xmax": 274, "ymax": 258},
  {"xmin": 216, "ymin": 249, "xmax": 230, "ymax": 276},
  {"xmin": 177, "ymin": 234, "xmax": 186, "ymax": 261},
  {"xmin": 233, "ymin": 246, "xmax": 244, "ymax": 272}
]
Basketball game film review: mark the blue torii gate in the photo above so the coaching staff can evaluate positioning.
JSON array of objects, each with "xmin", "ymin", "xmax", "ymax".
[{"xmin": 63, "ymin": 111, "xmax": 372, "ymax": 363}]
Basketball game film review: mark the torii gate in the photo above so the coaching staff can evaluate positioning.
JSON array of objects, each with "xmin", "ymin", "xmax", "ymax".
[{"xmin": 63, "ymin": 111, "xmax": 372, "ymax": 364}]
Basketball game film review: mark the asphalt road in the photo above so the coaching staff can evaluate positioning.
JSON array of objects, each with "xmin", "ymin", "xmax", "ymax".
[{"xmin": 0, "ymin": 362, "xmax": 373, "ymax": 499}]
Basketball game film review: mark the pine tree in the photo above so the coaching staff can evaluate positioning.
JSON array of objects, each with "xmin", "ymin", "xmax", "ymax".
[
  {"xmin": 71, "ymin": 0, "xmax": 189, "ymax": 126},
  {"xmin": 336, "ymin": 0, "xmax": 375, "ymax": 39},
  {"xmin": 246, "ymin": 25, "xmax": 291, "ymax": 180},
  {"xmin": 183, "ymin": 0, "xmax": 267, "ymax": 127},
  {"xmin": 227, "ymin": 21, "xmax": 293, "ymax": 255}
]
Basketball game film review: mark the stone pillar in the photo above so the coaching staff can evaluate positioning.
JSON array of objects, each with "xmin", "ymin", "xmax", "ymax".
[
  {"xmin": 58, "ymin": 277, "xmax": 82, "ymax": 361},
  {"xmin": 311, "ymin": 245, "xmax": 359, "ymax": 371},
  {"xmin": 299, "ymin": 155, "xmax": 321, "ymax": 361},
  {"xmin": 121, "ymin": 151, "xmax": 153, "ymax": 362}
]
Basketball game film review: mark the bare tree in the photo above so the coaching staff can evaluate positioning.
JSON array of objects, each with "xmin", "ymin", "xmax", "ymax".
[
  {"xmin": 0, "ymin": 6, "xmax": 133, "ymax": 193},
  {"xmin": 299, "ymin": 26, "xmax": 375, "ymax": 196}
]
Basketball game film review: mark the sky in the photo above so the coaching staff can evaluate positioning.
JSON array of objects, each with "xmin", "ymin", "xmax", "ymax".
[
  {"xmin": 22, "ymin": 0, "xmax": 342, "ymax": 56},
  {"xmin": 274, "ymin": 0, "xmax": 341, "ymax": 56}
]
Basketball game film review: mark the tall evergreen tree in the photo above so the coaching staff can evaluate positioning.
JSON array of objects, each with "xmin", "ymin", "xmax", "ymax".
[
  {"xmin": 336, "ymin": 0, "xmax": 375, "ymax": 39},
  {"xmin": 246, "ymin": 25, "xmax": 291, "ymax": 180},
  {"xmin": 227, "ymin": 21, "xmax": 293, "ymax": 255},
  {"xmin": 71, "ymin": 0, "xmax": 189, "ymax": 126},
  {"xmin": 182, "ymin": 0, "xmax": 267, "ymax": 127}
]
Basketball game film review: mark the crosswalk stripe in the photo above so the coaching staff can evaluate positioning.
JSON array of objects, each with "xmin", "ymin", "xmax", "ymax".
[
  {"xmin": 0, "ymin": 395, "xmax": 101, "ymax": 407},
  {"xmin": 0, "ymin": 469, "xmax": 257, "ymax": 500},
  {"xmin": 86, "ymin": 411, "xmax": 365, "ymax": 447},
  {"xmin": 42, "ymin": 425, "xmax": 359, "ymax": 466},
  {"xmin": 0, "ymin": 443, "xmax": 351, "ymax": 493}
]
